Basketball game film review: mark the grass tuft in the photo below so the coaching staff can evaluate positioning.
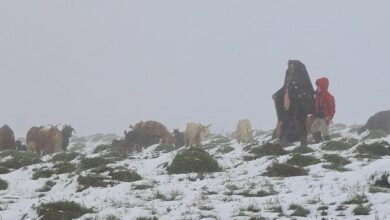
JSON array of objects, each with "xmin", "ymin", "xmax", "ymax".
[
  {"xmin": 287, "ymin": 154, "xmax": 321, "ymax": 167},
  {"xmin": 36, "ymin": 200, "xmax": 93, "ymax": 220},
  {"xmin": 0, "ymin": 150, "xmax": 41, "ymax": 169},
  {"xmin": 0, "ymin": 178, "xmax": 8, "ymax": 190},
  {"xmin": 167, "ymin": 147, "xmax": 221, "ymax": 174},
  {"xmin": 263, "ymin": 163, "xmax": 308, "ymax": 177}
]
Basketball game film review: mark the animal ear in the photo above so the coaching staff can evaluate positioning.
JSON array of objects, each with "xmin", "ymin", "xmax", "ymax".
[
  {"xmin": 207, "ymin": 124, "xmax": 212, "ymax": 128},
  {"xmin": 72, "ymin": 128, "xmax": 76, "ymax": 134},
  {"xmin": 124, "ymin": 130, "xmax": 127, "ymax": 135}
]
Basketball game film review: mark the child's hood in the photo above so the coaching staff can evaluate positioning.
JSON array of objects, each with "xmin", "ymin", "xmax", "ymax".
[{"xmin": 316, "ymin": 77, "xmax": 329, "ymax": 91}]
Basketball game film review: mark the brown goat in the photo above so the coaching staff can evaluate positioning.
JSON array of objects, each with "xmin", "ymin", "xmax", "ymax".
[
  {"xmin": 125, "ymin": 121, "xmax": 174, "ymax": 151},
  {"xmin": 0, "ymin": 125, "xmax": 16, "ymax": 150},
  {"xmin": 26, "ymin": 126, "xmax": 63, "ymax": 155}
]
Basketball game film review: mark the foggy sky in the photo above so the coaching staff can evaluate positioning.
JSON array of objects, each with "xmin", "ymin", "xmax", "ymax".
[{"xmin": 1, "ymin": 1, "xmax": 390, "ymax": 138}]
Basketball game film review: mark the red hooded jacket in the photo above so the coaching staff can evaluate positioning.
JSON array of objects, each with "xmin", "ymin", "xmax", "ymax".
[{"xmin": 315, "ymin": 77, "xmax": 336, "ymax": 118}]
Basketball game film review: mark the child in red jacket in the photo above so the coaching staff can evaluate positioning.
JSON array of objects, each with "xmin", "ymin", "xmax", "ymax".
[{"xmin": 311, "ymin": 77, "xmax": 336, "ymax": 142}]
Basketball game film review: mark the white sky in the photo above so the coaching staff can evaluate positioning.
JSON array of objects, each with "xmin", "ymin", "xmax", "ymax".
[{"xmin": 1, "ymin": 1, "xmax": 389, "ymax": 137}]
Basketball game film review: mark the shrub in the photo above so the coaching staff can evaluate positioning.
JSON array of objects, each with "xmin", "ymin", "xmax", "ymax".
[
  {"xmin": 287, "ymin": 154, "xmax": 321, "ymax": 167},
  {"xmin": 53, "ymin": 162, "xmax": 77, "ymax": 174},
  {"xmin": 322, "ymin": 154, "xmax": 351, "ymax": 171},
  {"xmin": 167, "ymin": 148, "xmax": 221, "ymax": 174},
  {"xmin": 249, "ymin": 143, "xmax": 287, "ymax": 159},
  {"xmin": 37, "ymin": 180, "xmax": 56, "ymax": 192},
  {"xmin": 110, "ymin": 170, "xmax": 142, "ymax": 182},
  {"xmin": 105, "ymin": 215, "xmax": 121, "ymax": 220},
  {"xmin": 0, "ymin": 178, "xmax": 8, "ymax": 190},
  {"xmin": 343, "ymin": 194, "xmax": 368, "ymax": 205},
  {"xmin": 50, "ymin": 152, "xmax": 80, "ymax": 163},
  {"xmin": 32, "ymin": 162, "xmax": 77, "ymax": 180},
  {"xmin": 289, "ymin": 204, "xmax": 310, "ymax": 217},
  {"xmin": 217, "ymin": 145, "xmax": 235, "ymax": 154},
  {"xmin": 93, "ymin": 144, "xmax": 111, "ymax": 154},
  {"xmin": 0, "ymin": 150, "xmax": 41, "ymax": 169},
  {"xmin": 263, "ymin": 163, "xmax": 308, "ymax": 177},
  {"xmin": 80, "ymin": 157, "xmax": 112, "ymax": 170},
  {"xmin": 32, "ymin": 168, "xmax": 55, "ymax": 180},
  {"xmin": 240, "ymin": 204, "xmax": 261, "ymax": 212},
  {"xmin": 323, "ymin": 154, "xmax": 351, "ymax": 165},
  {"xmin": 77, "ymin": 174, "xmax": 116, "ymax": 191},
  {"xmin": 234, "ymin": 189, "xmax": 278, "ymax": 197},
  {"xmin": 372, "ymin": 173, "xmax": 390, "ymax": 188},
  {"xmin": 36, "ymin": 201, "xmax": 93, "ymax": 220},
  {"xmin": 355, "ymin": 142, "xmax": 390, "ymax": 158},
  {"xmin": 0, "ymin": 166, "xmax": 10, "ymax": 174},
  {"xmin": 322, "ymin": 139, "xmax": 358, "ymax": 151},
  {"xmin": 154, "ymin": 144, "xmax": 176, "ymax": 153},
  {"xmin": 136, "ymin": 217, "xmax": 158, "ymax": 220},
  {"xmin": 365, "ymin": 129, "xmax": 388, "ymax": 139},
  {"xmin": 353, "ymin": 205, "xmax": 371, "ymax": 215},
  {"xmin": 291, "ymin": 145, "xmax": 314, "ymax": 154}
]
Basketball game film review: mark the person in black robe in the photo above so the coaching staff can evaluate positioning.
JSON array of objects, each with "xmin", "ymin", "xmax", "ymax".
[{"xmin": 273, "ymin": 60, "xmax": 315, "ymax": 146}]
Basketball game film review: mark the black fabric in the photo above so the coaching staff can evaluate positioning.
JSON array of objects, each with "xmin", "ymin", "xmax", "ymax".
[{"xmin": 273, "ymin": 60, "xmax": 315, "ymax": 144}]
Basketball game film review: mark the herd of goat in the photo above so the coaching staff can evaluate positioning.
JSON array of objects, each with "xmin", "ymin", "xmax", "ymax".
[
  {"xmin": 0, "ymin": 119, "xmax": 254, "ymax": 156},
  {"xmin": 1, "ymin": 109, "xmax": 387, "ymax": 156}
]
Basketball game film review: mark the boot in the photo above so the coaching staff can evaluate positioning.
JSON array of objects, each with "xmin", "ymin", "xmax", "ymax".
[
  {"xmin": 300, "ymin": 136, "xmax": 308, "ymax": 147},
  {"xmin": 324, "ymin": 135, "xmax": 330, "ymax": 141},
  {"xmin": 279, "ymin": 136, "xmax": 288, "ymax": 148},
  {"xmin": 313, "ymin": 132, "xmax": 322, "ymax": 143}
]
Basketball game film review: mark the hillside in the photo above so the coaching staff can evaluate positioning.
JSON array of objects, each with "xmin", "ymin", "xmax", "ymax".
[{"xmin": 0, "ymin": 126, "xmax": 390, "ymax": 220}]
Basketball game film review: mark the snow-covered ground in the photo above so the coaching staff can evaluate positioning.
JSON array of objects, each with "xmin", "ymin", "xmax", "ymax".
[{"xmin": 1, "ymin": 126, "xmax": 390, "ymax": 220}]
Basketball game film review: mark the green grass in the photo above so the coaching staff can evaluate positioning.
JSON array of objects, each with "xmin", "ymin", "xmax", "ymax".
[
  {"xmin": 36, "ymin": 201, "xmax": 93, "ymax": 220},
  {"xmin": 167, "ymin": 147, "xmax": 221, "ymax": 174},
  {"xmin": 0, "ymin": 178, "xmax": 8, "ymax": 190},
  {"xmin": 0, "ymin": 150, "xmax": 42, "ymax": 169},
  {"xmin": 287, "ymin": 154, "xmax": 321, "ymax": 167},
  {"xmin": 263, "ymin": 163, "xmax": 308, "ymax": 177}
]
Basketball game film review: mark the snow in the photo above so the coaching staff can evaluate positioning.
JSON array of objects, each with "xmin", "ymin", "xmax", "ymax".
[{"xmin": 0, "ymin": 128, "xmax": 389, "ymax": 220}]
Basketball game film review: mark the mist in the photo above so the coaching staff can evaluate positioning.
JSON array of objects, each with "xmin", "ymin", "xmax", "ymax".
[{"xmin": 1, "ymin": 1, "xmax": 389, "ymax": 138}]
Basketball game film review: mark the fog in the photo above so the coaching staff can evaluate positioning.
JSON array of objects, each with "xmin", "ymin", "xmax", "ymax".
[{"xmin": 1, "ymin": 1, "xmax": 389, "ymax": 137}]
